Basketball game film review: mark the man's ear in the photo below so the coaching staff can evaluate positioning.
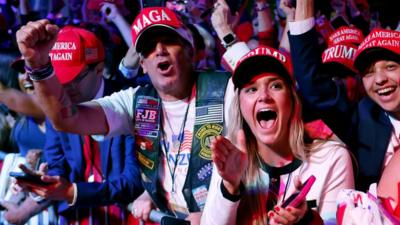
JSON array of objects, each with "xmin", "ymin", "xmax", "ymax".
[
  {"xmin": 95, "ymin": 62, "xmax": 105, "ymax": 76},
  {"xmin": 140, "ymin": 58, "xmax": 147, "ymax": 74}
]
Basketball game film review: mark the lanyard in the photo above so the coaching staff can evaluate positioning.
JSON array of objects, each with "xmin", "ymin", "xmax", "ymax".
[{"xmin": 161, "ymin": 97, "xmax": 191, "ymax": 194}]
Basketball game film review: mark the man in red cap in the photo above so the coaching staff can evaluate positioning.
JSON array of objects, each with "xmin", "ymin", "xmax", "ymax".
[
  {"xmin": 16, "ymin": 6, "xmax": 233, "ymax": 223},
  {"xmin": 320, "ymin": 26, "xmax": 366, "ymax": 103},
  {"xmin": 287, "ymin": 0, "xmax": 400, "ymax": 192},
  {"xmin": 14, "ymin": 25, "xmax": 143, "ymax": 225}
]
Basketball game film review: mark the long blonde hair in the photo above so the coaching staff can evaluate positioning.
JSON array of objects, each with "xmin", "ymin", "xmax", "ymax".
[{"xmin": 227, "ymin": 84, "xmax": 306, "ymax": 225}]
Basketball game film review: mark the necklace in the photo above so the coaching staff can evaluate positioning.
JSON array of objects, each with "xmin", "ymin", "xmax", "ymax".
[
  {"xmin": 161, "ymin": 97, "xmax": 191, "ymax": 194},
  {"xmin": 257, "ymin": 154, "xmax": 302, "ymax": 210},
  {"xmin": 164, "ymin": 104, "xmax": 186, "ymax": 149}
]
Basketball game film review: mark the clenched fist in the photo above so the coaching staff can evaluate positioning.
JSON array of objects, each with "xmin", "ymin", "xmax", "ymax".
[{"xmin": 16, "ymin": 19, "xmax": 59, "ymax": 69}]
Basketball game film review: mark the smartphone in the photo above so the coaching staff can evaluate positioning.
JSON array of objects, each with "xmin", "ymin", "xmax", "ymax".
[
  {"xmin": 9, "ymin": 172, "xmax": 49, "ymax": 186},
  {"xmin": 331, "ymin": 16, "xmax": 349, "ymax": 30},
  {"xmin": 281, "ymin": 175, "xmax": 316, "ymax": 208}
]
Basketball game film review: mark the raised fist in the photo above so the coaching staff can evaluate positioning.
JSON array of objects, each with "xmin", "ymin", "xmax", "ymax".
[{"xmin": 16, "ymin": 19, "xmax": 59, "ymax": 69}]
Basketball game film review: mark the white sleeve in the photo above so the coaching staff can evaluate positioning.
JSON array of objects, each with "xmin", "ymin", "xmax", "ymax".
[
  {"xmin": 118, "ymin": 59, "xmax": 140, "ymax": 79},
  {"xmin": 201, "ymin": 164, "xmax": 240, "ymax": 225},
  {"xmin": 92, "ymin": 87, "xmax": 139, "ymax": 140},
  {"xmin": 318, "ymin": 144, "xmax": 355, "ymax": 222},
  {"xmin": 223, "ymin": 78, "xmax": 235, "ymax": 130},
  {"xmin": 288, "ymin": 17, "xmax": 315, "ymax": 35},
  {"xmin": 221, "ymin": 42, "xmax": 251, "ymax": 72}
]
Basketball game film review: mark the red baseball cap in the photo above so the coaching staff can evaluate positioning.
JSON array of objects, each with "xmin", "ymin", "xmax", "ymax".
[
  {"xmin": 49, "ymin": 26, "xmax": 105, "ymax": 84},
  {"xmin": 232, "ymin": 46, "xmax": 293, "ymax": 89},
  {"xmin": 322, "ymin": 43, "xmax": 358, "ymax": 73},
  {"xmin": 354, "ymin": 28, "xmax": 400, "ymax": 73},
  {"xmin": 131, "ymin": 7, "xmax": 194, "ymax": 53},
  {"xmin": 328, "ymin": 26, "xmax": 364, "ymax": 46}
]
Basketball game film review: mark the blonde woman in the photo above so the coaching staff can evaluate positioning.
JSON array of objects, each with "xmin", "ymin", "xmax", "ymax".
[{"xmin": 201, "ymin": 46, "xmax": 354, "ymax": 225}]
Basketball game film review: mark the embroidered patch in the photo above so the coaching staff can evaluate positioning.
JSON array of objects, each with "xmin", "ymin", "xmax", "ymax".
[
  {"xmin": 197, "ymin": 162, "xmax": 212, "ymax": 181},
  {"xmin": 135, "ymin": 136, "xmax": 154, "ymax": 151},
  {"xmin": 195, "ymin": 104, "xmax": 223, "ymax": 125},
  {"xmin": 137, "ymin": 151, "xmax": 154, "ymax": 170},
  {"xmin": 192, "ymin": 185, "xmax": 208, "ymax": 210},
  {"xmin": 134, "ymin": 96, "xmax": 160, "ymax": 138},
  {"xmin": 196, "ymin": 124, "xmax": 223, "ymax": 160}
]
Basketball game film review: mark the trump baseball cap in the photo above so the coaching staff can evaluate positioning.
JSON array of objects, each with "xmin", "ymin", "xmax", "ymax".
[
  {"xmin": 354, "ymin": 28, "xmax": 400, "ymax": 73},
  {"xmin": 328, "ymin": 26, "xmax": 364, "ymax": 46},
  {"xmin": 131, "ymin": 7, "xmax": 194, "ymax": 54},
  {"xmin": 232, "ymin": 46, "xmax": 293, "ymax": 89},
  {"xmin": 322, "ymin": 43, "xmax": 358, "ymax": 73},
  {"xmin": 49, "ymin": 26, "xmax": 105, "ymax": 84}
]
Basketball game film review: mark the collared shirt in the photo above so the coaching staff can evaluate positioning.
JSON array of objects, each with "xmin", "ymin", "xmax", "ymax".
[{"xmin": 385, "ymin": 114, "xmax": 400, "ymax": 167}]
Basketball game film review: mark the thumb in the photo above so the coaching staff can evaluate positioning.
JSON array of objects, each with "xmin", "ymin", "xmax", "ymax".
[
  {"xmin": 44, "ymin": 24, "xmax": 59, "ymax": 48},
  {"xmin": 45, "ymin": 23, "xmax": 59, "ymax": 39},
  {"xmin": 236, "ymin": 129, "xmax": 247, "ymax": 154}
]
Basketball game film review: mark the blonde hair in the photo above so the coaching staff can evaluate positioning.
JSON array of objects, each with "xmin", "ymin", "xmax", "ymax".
[{"xmin": 227, "ymin": 84, "xmax": 312, "ymax": 224}]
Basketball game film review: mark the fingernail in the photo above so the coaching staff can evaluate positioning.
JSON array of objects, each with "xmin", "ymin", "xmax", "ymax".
[
  {"xmin": 274, "ymin": 206, "xmax": 280, "ymax": 212},
  {"xmin": 268, "ymin": 212, "xmax": 274, "ymax": 218},
  {"xmin": 287, "ymin": 207, "xmax": 292, "ymax": 212}
]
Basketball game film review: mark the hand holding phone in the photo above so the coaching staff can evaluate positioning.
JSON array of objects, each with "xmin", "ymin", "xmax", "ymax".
[
  {"xmin": 9, "ymin": 172, "xmax": 49, "ymax": 186},
  {"xmin": 281, "ymin": 175, "xmax": 316, "ymax": 208}
]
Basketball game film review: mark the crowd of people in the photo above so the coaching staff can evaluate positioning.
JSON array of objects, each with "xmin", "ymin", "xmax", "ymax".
[{"xmin": 0, "ymin": 0, "xmax": 400, "ymax": 224}]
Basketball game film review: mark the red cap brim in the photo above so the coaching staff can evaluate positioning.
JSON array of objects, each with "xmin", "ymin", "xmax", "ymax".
[{"xmin": 53, "ymin": 64, "xmax": 85, "ymax": 84}]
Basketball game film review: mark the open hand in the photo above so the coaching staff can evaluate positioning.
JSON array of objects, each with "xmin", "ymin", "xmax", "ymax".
[{"xmin": 211, "ymin": 129, "xmax": 248, "ymax": 194}]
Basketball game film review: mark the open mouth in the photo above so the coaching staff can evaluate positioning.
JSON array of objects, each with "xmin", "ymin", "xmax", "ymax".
[
  {"xmin": 158, "ymin": 61, "xmax": 172, "ymax": 72},
  {"xmin": 376, "ymin": 86, "xmax": 396, "ymax": 96},
  {"xmin": 256, "ymin": 109, "xmax": 277, "ymax": 129}
]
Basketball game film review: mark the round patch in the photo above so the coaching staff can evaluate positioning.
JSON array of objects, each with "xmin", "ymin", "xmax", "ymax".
[{"xmin": 195, "ymin": 124, "xmax": 223, "ymax": 160}]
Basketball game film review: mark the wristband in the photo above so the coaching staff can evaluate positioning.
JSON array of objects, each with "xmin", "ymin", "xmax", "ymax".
[
  {"xmin": 255, "ymin": 2, "xmax": 269, "ymax": 12},
  {"xmin": 25, "ymin": 61, "xmax": 55, "ymax": 81},
  {"xmin": 220, "ymin": 181, "xmax": 245, "ymax": 202}
]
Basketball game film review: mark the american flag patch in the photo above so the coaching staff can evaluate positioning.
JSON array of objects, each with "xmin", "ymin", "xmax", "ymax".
[
  {"xmin": 85, "ymin": 48, "xmax": 98, "ymax": 60},
  {"xmin": 195, "ymin": 104, "xmax": 223, "ymax": 125}
]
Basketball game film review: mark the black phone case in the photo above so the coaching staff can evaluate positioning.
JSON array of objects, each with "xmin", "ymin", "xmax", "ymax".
[{"xmin": 9, "ymin": 172, "xmax": 49, "ymax": 186}]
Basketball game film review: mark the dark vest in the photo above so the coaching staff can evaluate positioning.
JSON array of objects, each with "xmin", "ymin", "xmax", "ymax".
[{"xmin": 132, "ymin": 71, "xmax": 230, "ymax": 217}]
